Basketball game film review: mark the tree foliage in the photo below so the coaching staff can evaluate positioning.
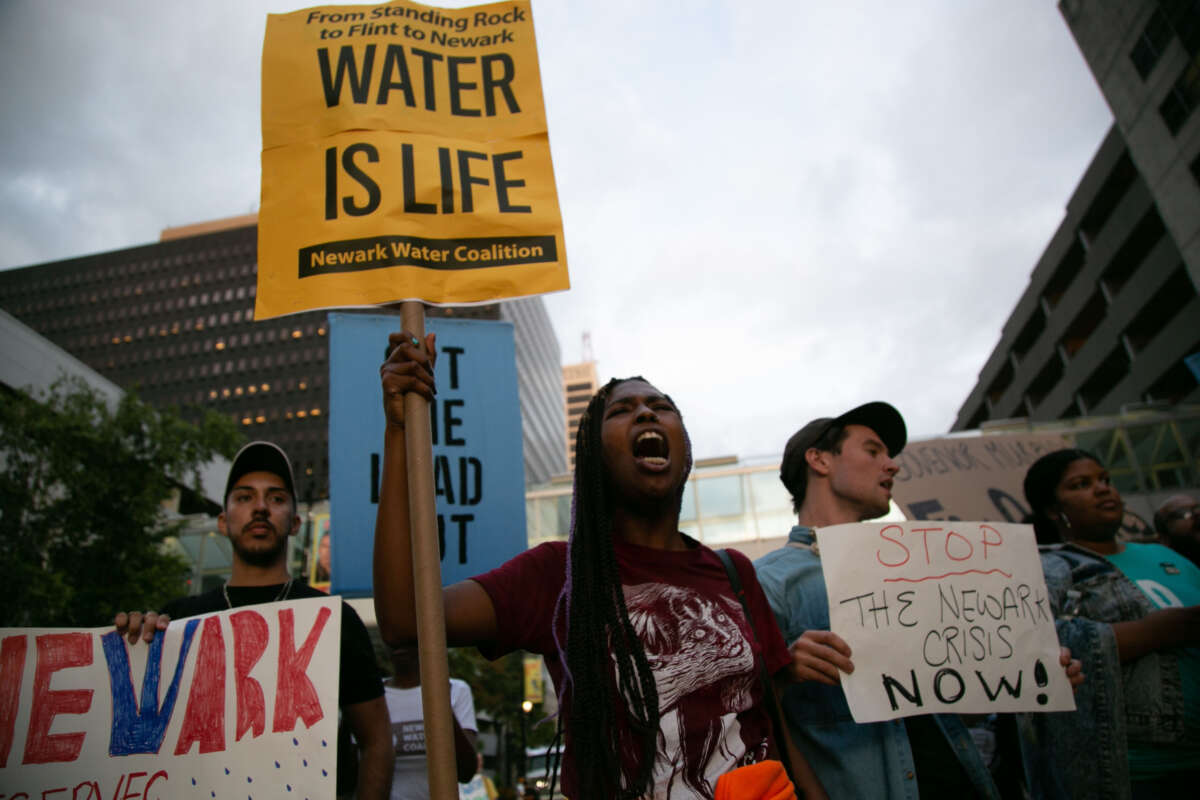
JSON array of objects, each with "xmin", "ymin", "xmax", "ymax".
[
  {"xmin": 0, "ymin": 377, "xmax": 242, "ymax": 627},
  {"xmin": 448, "ymin": 647, "xmax": 556, "ymax": 749}
]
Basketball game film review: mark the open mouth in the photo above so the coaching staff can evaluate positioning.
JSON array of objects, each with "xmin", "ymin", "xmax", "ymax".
[
  {"xmin": 633, "ymin": 430, "xmax": 669, "ymax": 468},
  {"xmin": 880, "ymin": 479, "xmax": 894, "ymax": 492}
]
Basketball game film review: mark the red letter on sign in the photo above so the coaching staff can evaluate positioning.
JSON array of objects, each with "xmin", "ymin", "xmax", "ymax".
[
  {"xmin": 273, "ymin": 606, "xmax": 331, "ymax": 732},
  {"xmin": 23, "ymin": 633, "xmax": 93, "ymax": 764},
  {"xmin": 174, "ymin": 616, "xmax": 225, "ymax": 755},
  {"xmin": 876, "ymin": 524, "xmax": 910, "ymax": 567},
  {"xmin": 231, "ymin": 610, "xmax": 269, "ymax": 740},
  {"xmin": 0, "ymin": 634, "xmax": 28, "ymax": 767},
  {"xmin": 981, "ymin": 524, "xmax": 1003, "ymax": 560}
]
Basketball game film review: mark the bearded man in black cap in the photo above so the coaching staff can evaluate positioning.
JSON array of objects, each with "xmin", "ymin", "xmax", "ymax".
[
  {"xmin": 753, "ymin": 403, "xmax": 1007, "ymax": 799},
  {"xmin": 114, "ymin": 441, "xmax": 392, "ymax": 799}
]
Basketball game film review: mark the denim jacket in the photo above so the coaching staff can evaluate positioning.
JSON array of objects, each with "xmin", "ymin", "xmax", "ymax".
[
  {"xmin": 754, "ymin": 526, "xmax": 1000, "ymax": 800},
  {"xmin": 1033, "ymin": 543, "xmax": 1193, "ymax": 798}
]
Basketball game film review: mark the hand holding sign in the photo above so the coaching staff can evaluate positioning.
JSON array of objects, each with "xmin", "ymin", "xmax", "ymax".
[
  {"xmin": 112, "ymin": 610, "xmax": 170, "ymax": 645},
  {"xmin": 381, "ymin": 330, "xmax": 438, "ymax": 429},
  {"xmin": 786, "ymin": 629, "xmax": 854, "ymax": 687},
  {"xmin": 815, "ymin": 521, "xmax": 1075, "ymax": 722}
]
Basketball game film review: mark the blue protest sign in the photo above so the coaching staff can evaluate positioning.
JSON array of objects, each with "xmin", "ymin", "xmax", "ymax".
[{"xmin": 327, "ymin": 313, "xmax": 527, "ymax": 595}]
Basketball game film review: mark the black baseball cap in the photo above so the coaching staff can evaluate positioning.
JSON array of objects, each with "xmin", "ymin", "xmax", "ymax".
[
  {"xmin": 224, "ymin": 441, "xmax": 297, "ymax": 503},
  {"xmin": 780, "ymin": 402, "xmax": 907, "ymax": 504}
]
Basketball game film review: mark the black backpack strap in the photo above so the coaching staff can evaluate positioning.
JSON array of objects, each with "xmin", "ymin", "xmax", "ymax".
[{"xmin": 716, "ymin": 548, "xmax": 798, "ymax": 787}]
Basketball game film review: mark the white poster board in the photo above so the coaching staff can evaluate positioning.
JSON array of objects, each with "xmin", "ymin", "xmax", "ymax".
[
  {"xmin": 816, "ymin": 522, "xmax": 1074, "ymax": 722},
  {"xmin": 0, "ymin": 597, "xmax": 340, "ymax": 799}
]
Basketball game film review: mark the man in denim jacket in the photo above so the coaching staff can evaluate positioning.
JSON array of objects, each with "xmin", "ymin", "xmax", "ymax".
[{"xmin": 755, "ymin": 403, "xmax": 1002, "ymax": 799}]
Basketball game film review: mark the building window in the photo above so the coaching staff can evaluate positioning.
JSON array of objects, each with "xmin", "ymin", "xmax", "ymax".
[
  {"xmin": 1123, "ymin": 266, "xmax": 1196, "ymax": 353},
  {"xmin": 1101, "ymin": 207, "xmax": 1166, "ymax": 295},
  {"xmin": 1078, "ymin": 154, "xmax": 1138, "ymax": 246},
  {"xmin": 1011, "ymin": 307, "xmax": 1046, "ymax": 363},
  {"xmin": 1131, "ymin": 8, "xmax": 1172, "ymax": 79},
  {"xmin": 1144, "ymin": 337, "xmax": 1200, "ymax": 405},
  {"xmin": 1159, "ymin": 55, "xmax": 1200, "ymax": 135},
  {"xmin": 1059, "ymin": 290, "xmax": 1108, "ymax": 360},
  {"xmin": 1079, "ymin": 345, "xmax": 1133, "ymax": 412}
]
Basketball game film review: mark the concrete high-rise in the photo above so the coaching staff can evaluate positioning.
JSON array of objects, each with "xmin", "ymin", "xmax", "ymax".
[
  {"xmin": 561, "ymin": 360, "xmax": 599, "ymax": 471},
  {"xmin": 954, "ymin": 1, "xmax": 1200, "ymax": 431},
  {"xmin": 1060, "ymin": 0, "xmax": 1200, "ymax": 280}
]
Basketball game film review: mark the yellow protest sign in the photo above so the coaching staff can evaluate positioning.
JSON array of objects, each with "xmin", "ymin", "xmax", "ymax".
[
  {"xmin": 263, "ymin": 0, "xmax": 547, "ymax": 147},
  {"xmin": 258, "ymin": 0, "xmax": 567, "ymax": 319},
  {"xmin": 523, "ymin": 654, "xmax": 544, "ymax": 704}
]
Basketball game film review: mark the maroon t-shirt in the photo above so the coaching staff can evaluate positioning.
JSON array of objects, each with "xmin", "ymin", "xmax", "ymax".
[{"xmin": 473, "ymin": 536, "xmax": 790, "ymax": 798}]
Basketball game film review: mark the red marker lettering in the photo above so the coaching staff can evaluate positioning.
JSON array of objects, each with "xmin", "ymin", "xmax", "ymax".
[
  {"xmin": 981, "ymin": 524, "xmax": 1003, "ymax": 559},
  {"xmin": 273, "ymin": 607, "xmax": 331, "ymax": 732},
  {"xmin": 23, "ymin": 633, "xmax": 93, "ymax": 765},
  {"xmin": 877, "ymin": 524, "xmax": 910, "ymax": 567},
  {"xmin": 119, "ymin": 771, "xmax": 146, "ymax": 800},
  {"xmin": 912, "ymin": 527, "xmax": 942, "ymax": 565},
  {"xmin": 231, "ymin": 610, "xmax": 269, "ymax": 740},
  {"xmin": 174, "ymin": 617, "xmax": 225, "ymax": 755},
  {"xmin": 144, "ymin": 770, "xmax": 168, "ymax": 799},
  {"xmin": 0, "ymin": 635, "xmax": 28, "ymax": 767},
  {"xmin": 944, "ymin": 529, "xmax": 974, "ymax": 562}
]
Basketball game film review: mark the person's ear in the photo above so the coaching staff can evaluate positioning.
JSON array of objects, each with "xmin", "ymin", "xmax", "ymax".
[
  {"xmin": 217, "ymin": 511, "xmax": 228, "ymax": 537},
  {"xmin": 1049, "ymin": 506, "xmax": 1072, "ymax": 531},
  {"xmin": 805, "ymin": 447, "xmax": 832, "ymax": 478},
  {"xmin": 289, "ymin": 513, "xmax": 301, "ymax": 537}
]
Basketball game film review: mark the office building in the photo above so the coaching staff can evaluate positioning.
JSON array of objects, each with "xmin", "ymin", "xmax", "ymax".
[
  {"xmin": 503, "ymin": 296, "xmax": 568, "ymax": 485},
  {"xmin": 561, "ymin": 360, "xmax": 599, "ymax": 471},
  {"xmin": 1060, "ymin": 0, "xmax": 1200, "ymax": 277},
  {"xmin": 0, "ymin": 214, "xmax": 566, "ymax": 496},
  {"xmin": 954, "ymin": 1, "xmax": 1200, "ymax": 431}
]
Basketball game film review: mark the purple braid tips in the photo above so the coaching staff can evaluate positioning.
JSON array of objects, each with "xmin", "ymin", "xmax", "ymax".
[{"xmin": 550, "ymin": 470, "xmax": 581, "ymax": 698}]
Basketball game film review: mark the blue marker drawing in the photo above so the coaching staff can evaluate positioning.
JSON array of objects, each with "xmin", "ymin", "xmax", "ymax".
[{"xmin": 101, "ymin": 619, "xmax": 199, "ymax": 755}]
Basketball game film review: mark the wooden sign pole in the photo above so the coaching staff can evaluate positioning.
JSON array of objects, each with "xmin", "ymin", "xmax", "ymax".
[{"xmin": 400, "ymin": 300, "xmax": 458, "ymax": 800}]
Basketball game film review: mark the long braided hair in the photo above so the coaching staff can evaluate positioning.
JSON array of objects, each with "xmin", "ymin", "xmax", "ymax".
[{"xmin": 551, "ymin": 377, "xmax": 692, "ymax": 799}]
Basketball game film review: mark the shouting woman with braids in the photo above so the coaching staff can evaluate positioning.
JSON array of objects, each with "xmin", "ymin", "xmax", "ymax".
[{"xmin": 374, "ymin": 332, "xmax": 825, "ymax": 800}]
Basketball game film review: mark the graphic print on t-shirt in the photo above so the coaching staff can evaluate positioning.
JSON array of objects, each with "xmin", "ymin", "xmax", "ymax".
[
  {"xmin": 622, "ymin": 581, "xmax": 762, "ymax": 798},
  {"xmin": 395, "ymin": 719, "xmax": 426, "ymax": 755}
]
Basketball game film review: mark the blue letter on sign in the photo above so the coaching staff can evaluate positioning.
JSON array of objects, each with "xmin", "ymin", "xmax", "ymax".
[{"xmin": 101, "ymin": 619, "xmax": 199, "ymax": 755}]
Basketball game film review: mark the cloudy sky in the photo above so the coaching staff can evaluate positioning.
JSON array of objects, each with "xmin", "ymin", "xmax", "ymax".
[{"xmin": 0, "ymin": 1, "xmax": 1113, "ymax": 461}]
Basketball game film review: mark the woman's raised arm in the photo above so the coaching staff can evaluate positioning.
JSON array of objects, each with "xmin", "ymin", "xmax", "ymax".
[{"xmin": 373, "ymin": 330, "xmax": 499, "ymax": 648}]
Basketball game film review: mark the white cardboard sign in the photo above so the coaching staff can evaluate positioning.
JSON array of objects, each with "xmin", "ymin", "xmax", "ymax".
[
  {"xmin": 0, "ymin": 597, "xmax": 340, "ymax": 799},
  {"xmin": 816, "ymin": 522, "xmax": 1075, "ymax": 722}
]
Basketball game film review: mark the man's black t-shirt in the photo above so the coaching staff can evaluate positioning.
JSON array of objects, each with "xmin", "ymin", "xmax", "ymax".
[{"xmin": 161, "ymin": 581, "xmax": 384, "ymax": 708}]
